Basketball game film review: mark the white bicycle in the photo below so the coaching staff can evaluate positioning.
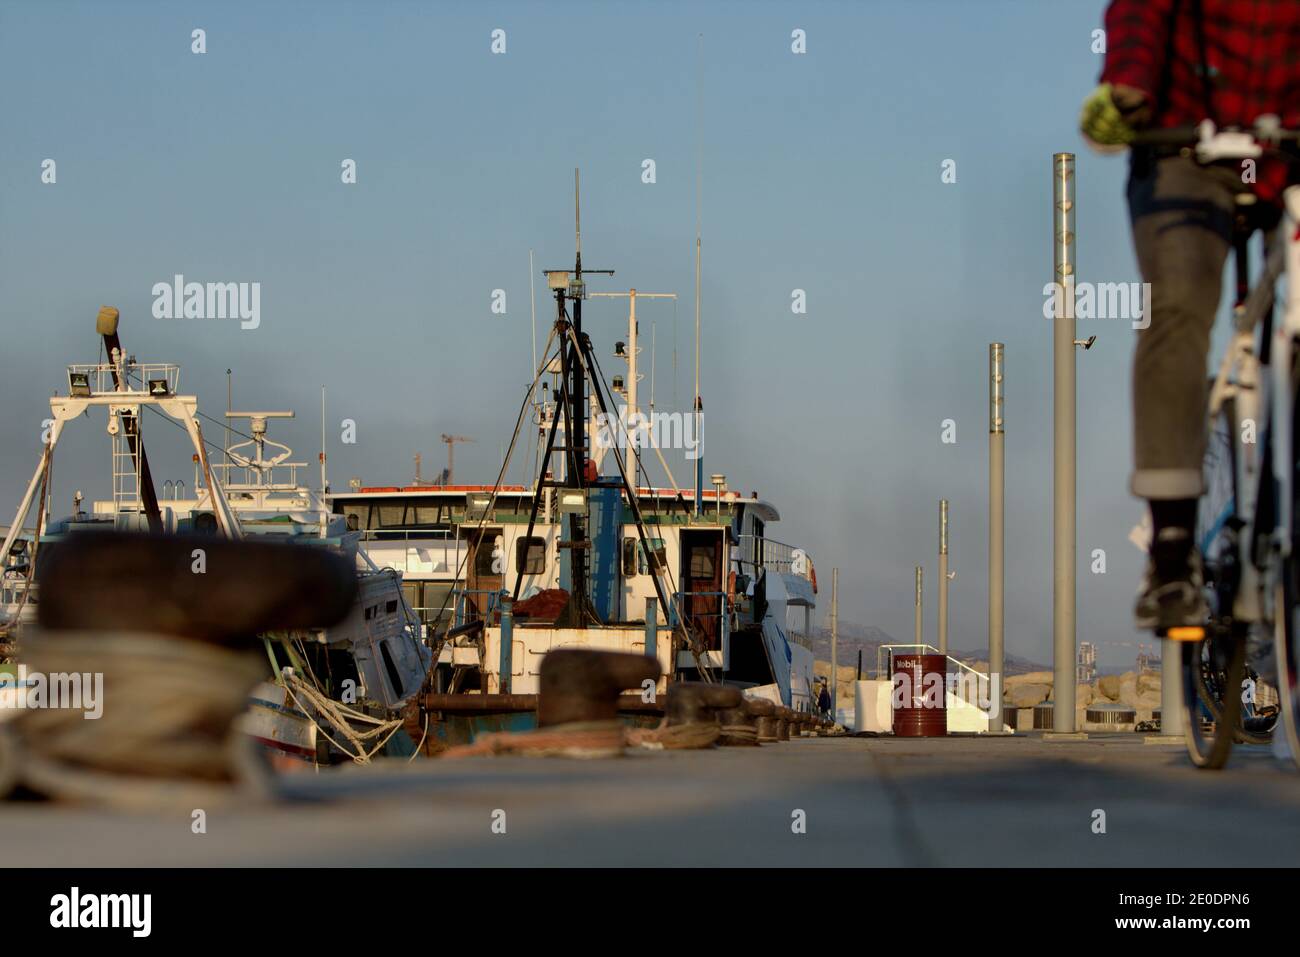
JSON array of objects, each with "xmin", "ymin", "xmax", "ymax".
[{"xmin": 1130, "ymin": 118, "xmax": 1300, "ymax": 768}]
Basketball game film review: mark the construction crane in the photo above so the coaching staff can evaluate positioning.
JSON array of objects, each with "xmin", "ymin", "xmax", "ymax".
[{"xmin": 439, "ymin": 434, "xmax": 474, "ymax": 485}]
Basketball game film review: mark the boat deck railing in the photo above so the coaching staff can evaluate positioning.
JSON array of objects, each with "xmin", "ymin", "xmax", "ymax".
[
  {"xmin": 68, "ymin": 361, "xmax": 181, "ymax": 396},
  {"xmin": 736, "ymin": 535, "xmax": 813, "ymax": 582}
]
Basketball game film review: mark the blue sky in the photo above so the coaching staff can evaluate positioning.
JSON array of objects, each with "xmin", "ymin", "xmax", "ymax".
[{"xmin": 0, "ymin": 0, "xmax": 1211, "ymax": 670}]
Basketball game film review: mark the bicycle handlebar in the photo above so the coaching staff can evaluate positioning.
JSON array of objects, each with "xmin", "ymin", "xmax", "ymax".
[
  {"xmin": 1128, "ymin": 120, "xmax": 1300, "ymax": 152},
  {"xmin": 1128, "ymin": 126, "xmax": 1205, "ymax": 147}
]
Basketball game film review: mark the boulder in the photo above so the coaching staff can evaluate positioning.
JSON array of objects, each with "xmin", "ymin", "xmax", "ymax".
[
  {"xmin": 1005, "ymin": 682, "xmax": 1050, "ymax": 709},
  {"xmin": 1118, "ymin": 670, "xmax": 1162, "ymax": 712},
  {"xmin": 1076, "ymin": 683, "xmax": 1095, "ymax": 708},
  {"xmin": 1011, "ymin": 671, "xmax": 1054, "ymax": 686},
  {"xmin": 1097, "ymin": 674, "xmax": 1120, "ymax": 701}
]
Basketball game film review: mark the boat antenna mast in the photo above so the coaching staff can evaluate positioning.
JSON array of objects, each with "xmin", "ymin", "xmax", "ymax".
[{"xmin": 506, "ymin": 172, "xmax": 716, "ymax": 677}]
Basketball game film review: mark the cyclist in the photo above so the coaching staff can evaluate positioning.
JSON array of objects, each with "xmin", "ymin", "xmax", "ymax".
[{"xmin": 1079, "ymin": 0, "xmax": 1300, "ymax": 633}]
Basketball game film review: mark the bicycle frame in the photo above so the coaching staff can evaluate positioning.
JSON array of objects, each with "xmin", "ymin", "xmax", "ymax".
[{"xmin": 1209, "ymin": 185, "xmax": 1300, "ymax": 623}]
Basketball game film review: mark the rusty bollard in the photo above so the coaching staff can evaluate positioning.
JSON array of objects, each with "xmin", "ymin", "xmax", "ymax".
[
  {"xmin": 0, "ymin": 532, "xmax": 356, "ymax": 806},
  {"xmin": 717, "ymin": 697, "xmax": 760, "ymax": 747},
  {"xmin": 748, "ymin": 697, "xmax": 780, "ymax": 743},
  {"xmin": 529, "ymin": 649, "xmax": 660, "ymax": 757},
  {"xmin": 441, "ymin": 649, "xmax": 661, "ymax": 759},
  {"xmin": 627, "ymin": 680, "xmax": 741, "ymax": 751},
  {"xmin": 666, "ymin": 681, "xmax": 742, "ymax": 726},
  {"xmin": 776, "ymin": 707, "xmax": 792, "ymax": 741},
  {"xmin": 538, "ymin": 649, "xmax": 661, "ymax": 726},
  {"xmin": 654, "ymin": 681, "xmax": 742, "ymax": 749}
]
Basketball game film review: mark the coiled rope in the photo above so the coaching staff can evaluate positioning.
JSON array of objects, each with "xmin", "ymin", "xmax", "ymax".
[{"xmin": 0, "ymin": 629, "xmax": 272, "ymax": 807}]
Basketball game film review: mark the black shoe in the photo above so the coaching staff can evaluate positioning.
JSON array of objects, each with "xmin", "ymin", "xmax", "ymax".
[{"xmin": 1135, "ymin": 528, "xmax": 1209, "ymax": 633}]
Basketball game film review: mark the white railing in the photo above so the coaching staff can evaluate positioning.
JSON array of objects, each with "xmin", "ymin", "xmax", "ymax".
[
  {"xmin": 737, "ymin": 534, "xmax": 811, "ymax": 579},
  {"xmin": 68, "ymin": 361, "xmax": 181, "ymax": 396},
  {"xmin": 876, "ymin": 643, "xmax": 994, "ymax": 712}
]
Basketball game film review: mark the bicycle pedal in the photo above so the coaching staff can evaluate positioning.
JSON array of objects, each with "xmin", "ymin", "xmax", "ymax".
[{"xmin": 1161, "ymin": 625, "xmax": 1206, "ymax": 641}]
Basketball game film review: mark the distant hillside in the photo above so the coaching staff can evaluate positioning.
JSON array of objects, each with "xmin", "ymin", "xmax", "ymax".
[{"xmin": 808, "ymin": 623, "xmax": 1048, "ymax": 677}]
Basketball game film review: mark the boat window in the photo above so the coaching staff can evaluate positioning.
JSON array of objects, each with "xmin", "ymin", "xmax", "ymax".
[
  {"xmin": 624, "ymin": 537, "xmax": 668, "ymax": 577},
  {"xmin": 385, "ymin": 599, "xmax": 398, "ymax": 615},
  {"xmin": 341, "ymin": 503, "xmax": 368, "ymax": 530},
  {"xmin": 377, "ymin": 505, "xmax": 405, "ymax": 528},
  {"xmin": 474, "ymin": 536, "xmax": 502, "ymax": 576},
  {"xmin": 516, "ymin": 536, "xmax": 546, "ymax": 575},
  {"xmin": 637, "ymin": 538, "xmax": 667, "ymax": 575},
  {"xmin": 689, "ymin": 544, "xmax": 716, "ymax": 579},
  {"xmin": 622, "ymin": 537, "xmax": 638, "ymax": 577},
  {"xmin": 378, "ymin": 640, "xmax": 404, "ymax": 699},
  {"xmin": 422, "ymin": 583, "xmax": 454, "ymax": 634},
  {"xmin": 413, "ymin": 505, "xmax": 442, "ymax": 525}
]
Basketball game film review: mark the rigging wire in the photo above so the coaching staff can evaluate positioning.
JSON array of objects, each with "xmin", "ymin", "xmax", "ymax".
[{"xmin": 422, "ymin": 327, "xmax": 562, "ymax": 672}]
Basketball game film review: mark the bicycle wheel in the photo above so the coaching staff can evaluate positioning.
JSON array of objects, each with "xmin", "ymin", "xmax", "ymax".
[
  {"xmin": 1183, "ymin": 400, "xmax": 1243, "ymax": 767},
  {"xmin": 1275, "ymin": 554, "xmax": 1300, "ymax": 766},
  {"xmin": 1272, "ymin": 364, "xmax": 1300, "ymax": 768},
  {"xmin": 1189, "ymin": 630, "xmax": 1276, "ymax": 744},
  {"xmin": 1182, "ymin": 636, "xmax": 1247, "ymax": 768}
]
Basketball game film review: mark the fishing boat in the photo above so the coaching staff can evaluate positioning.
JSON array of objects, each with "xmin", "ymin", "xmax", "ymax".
[
  {"xmin": 0, "ymin": 307, "xmax": 430, "ymax": 763},
  {"xmin": 331, "ymin": 177, "xmax": 822, "ymax": 751}
]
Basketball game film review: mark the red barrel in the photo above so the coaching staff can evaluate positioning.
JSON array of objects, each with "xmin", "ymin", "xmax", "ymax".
[{"xmin": 891, "ymin": 653, "xmax": 947, "ymax": 737}]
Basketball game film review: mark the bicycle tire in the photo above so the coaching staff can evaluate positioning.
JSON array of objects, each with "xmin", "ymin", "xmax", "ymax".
[
  {"xmin": 1189, "ymin": 634, "xmax": 1276, "ymax": 744},
  {"xmin": 1271, "ymin": 358, "xmax": 1300, "ymax": 768},
  {"xmin": 1184, "ymin": 398, "xmax": 1247, "ymax": 764},
  {"xmin": 1182, "ymin": 637, "xmax": 1246, "ymax": 768}
]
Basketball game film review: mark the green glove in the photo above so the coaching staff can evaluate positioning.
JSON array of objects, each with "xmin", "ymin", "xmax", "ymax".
[{"xmin": 1079, "ymin": 83, "xmax": 1149, "ymax": 151}]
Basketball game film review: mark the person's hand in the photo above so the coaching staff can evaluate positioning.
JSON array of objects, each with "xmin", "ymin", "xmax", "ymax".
[{"xmin": 1079, "ymin": 83, "xmax": 1150, "ymax": 153}]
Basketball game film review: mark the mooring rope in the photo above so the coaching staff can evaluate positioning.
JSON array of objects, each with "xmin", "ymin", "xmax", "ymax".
[
  {"xmin": 719, "ymin": 723, "xmax": 758, "ymax": 743},
  {"xmin": 278, "ymin": 670, "xmax": 404, "ymax": 765},
  {"xmin": 0, "ymin": 629, "xmax": 271, "ymax": 807},
  {"xmin": 439, "ymin": 720, "xmax": 625, "ymax": 759},
  {"xmin": 626, "ymin": 721, "xmax": 720, "ymax": 751}
]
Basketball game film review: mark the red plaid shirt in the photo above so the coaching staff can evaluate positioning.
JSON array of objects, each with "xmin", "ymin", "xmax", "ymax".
[{"xmin": 1100, "ymin": 0, "xmax": 1300, "ymax": 203}]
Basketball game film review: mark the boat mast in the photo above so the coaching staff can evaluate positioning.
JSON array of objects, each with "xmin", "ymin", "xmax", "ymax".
[
  {"xmin": 693, "ymin": 33, "xmax": 704, "ymax": 518},
  {"xmin": 99, "ymin": 307, "xmax": 163, "ymax": 533}
]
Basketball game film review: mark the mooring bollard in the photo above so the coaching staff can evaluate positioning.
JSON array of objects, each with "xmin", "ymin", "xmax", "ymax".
[
  {"xmin": 748, "ymin": 697, "xmax": 779, "ymax": 743},
  {"xmin": 0, "ymin": 532, "xmax": 357, "ymax": 806},
  {"xmin": 624, "ymin": 680, "xmax": 742, "ymax": 750}
]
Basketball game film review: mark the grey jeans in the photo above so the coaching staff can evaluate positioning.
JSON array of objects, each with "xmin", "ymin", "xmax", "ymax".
[{"xmin": 1127, "ymin": 154, "xmax": 1276, "ymax": 499}]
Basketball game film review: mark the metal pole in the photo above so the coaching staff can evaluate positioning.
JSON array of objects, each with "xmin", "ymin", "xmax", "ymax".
[
  {"xmin": 989, "ymin": 343, "xmax": 1006, "ymax": 732},
  {"xmin": 938, "ymin": 500, "xmax": 949, "ymax": 655},
  {"xmin": 914, "ymin": 565, "xmax": 923, "ymax": 648},
  {"xmin": 1162, "ymin": 641, "xmax": 1183, "ymax": 736},
  {"xmin": 830, "ymin": 568, "xmax": 839, "ymax": 716},
  {"xmin": 499, "ymin": 597, "xmax": 513, "ymax": 694},
  {"xmin": 645, "ymin": 596, "xmax": 658, "ymax": 660},
  {"xmin": 1053, "ymin": 153, "xmax": 1077, "ymax": 733}
]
